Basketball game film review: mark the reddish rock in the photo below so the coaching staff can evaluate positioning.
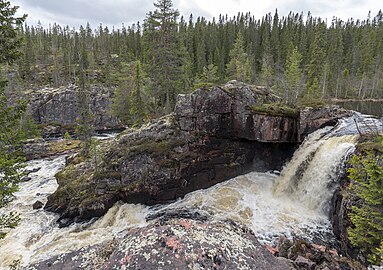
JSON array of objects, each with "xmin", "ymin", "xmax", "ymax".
[{"xmin": 265, "ymin": 244, "xmax": 279, "ymax": 255}]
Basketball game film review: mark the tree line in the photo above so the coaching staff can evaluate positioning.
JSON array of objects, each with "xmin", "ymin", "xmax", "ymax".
[{"xmin": 3, "ymin": 0, "xmax": 383, "ymax": 123}]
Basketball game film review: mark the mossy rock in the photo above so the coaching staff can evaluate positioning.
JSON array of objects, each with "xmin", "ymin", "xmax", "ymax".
[
  {"xmin": 250, "ymin": 103, "xmax": 299, "ymax": 118},
  {"xmin": 49, "ymin": 140, "xmax": 81, "ymax": 154}
]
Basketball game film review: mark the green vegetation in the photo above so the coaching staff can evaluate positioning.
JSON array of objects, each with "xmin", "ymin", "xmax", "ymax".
[
  {"xmin": 0, "ymin": 0, "xmax": 27, "ymax": 239},
  {"xmin": 143, "ymin": 0, "xmax": 188, "ymax": 114},
  {"xmin": 250, "ymin": 103, "xmax": 299, "ymax": 118},
  {"xmin": 347, "ymin": 135, "xmax": 383, "ymax": 264}
]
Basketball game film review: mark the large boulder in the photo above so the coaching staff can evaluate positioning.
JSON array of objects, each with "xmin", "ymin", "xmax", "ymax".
[
  {"xmin": 175, "ymin": 81, "xmax": 297, "ymax": 142},
  {"xmin": 22, "ymin": 138, "xmax": 81, "ymax": 160},
  {"xmin": 45, "ymin": 82, "xmax": 298, "ymax": 224},
  {"xmin": 27, "ymin": 217, "xmax": 293, "ymax": 270},
  {"xmin": 298, "ymin": 106, "xmax": 352, "ymax": 141},
  {"xmin": 45, "ymin": 82, "xmax": 351, "ymax": 224}
]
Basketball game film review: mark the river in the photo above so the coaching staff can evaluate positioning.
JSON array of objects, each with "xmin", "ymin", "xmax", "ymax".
[{"xmin": 0, "ymin": 114, "xmax": 381, "ymax": 268}]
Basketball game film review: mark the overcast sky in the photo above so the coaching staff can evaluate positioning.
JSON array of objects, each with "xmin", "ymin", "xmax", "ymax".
[{"xmin": 11, "ymin": 0, "xmax": 382, "ymax": 29}]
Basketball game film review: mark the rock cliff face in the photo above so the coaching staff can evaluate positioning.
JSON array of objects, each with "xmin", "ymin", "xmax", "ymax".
[
  {"xmin": 27, "ymin": 85, "xmax": 120, "ymax": 132},
  {"xmin": 45, "ymin": 81, "xmax": 350, "ymax": 225},
  {"xmin": 175, "ymin": 82, "xmax": 298, "ymax": 142}
]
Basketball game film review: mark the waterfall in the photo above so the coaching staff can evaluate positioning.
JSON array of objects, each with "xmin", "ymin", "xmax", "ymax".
[
  {"xmin": 273, "ymin": 129, "xmax": 357, "ymax": 213},
  {"xmin": 1, "ymin": 114, "xmax": 380, "ymax": 268}
]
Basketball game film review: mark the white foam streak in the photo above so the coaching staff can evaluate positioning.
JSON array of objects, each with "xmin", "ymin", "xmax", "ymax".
[{"xmin": 0, "ymin": 157, "xmax": 149, "ymax": 268}]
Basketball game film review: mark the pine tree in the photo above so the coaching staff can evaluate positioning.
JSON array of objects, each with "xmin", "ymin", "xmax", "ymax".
[
  {"xmin": 143, "ymin": 0, "xmax": 185, "ymax": 114},
  {"xmin": 0, "ymin": 0, "xmax": 27, "ymax": 239}
]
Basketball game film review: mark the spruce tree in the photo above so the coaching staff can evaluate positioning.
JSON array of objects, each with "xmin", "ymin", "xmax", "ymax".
[
  {"xmin": 76, "ymin": 46, "xmax": 94, "ymax": 157},
  {"xmin": 305, "ymin": 22, "xmax": 326, "ymax": 99},
  {"xmin": 348, "ymin": 143, "xmax": 383, "ymax": 264},
  {"xmin": 194, "ymin": 64, "xmax": 219, "ymax": 87},
  {"xmin": 285, "ymin": 46, "xmax": 303, "ymax": 104},
  {"xmin": 143, "ymin": 0, "xmax": 185, "ymax": 114},
  {"xmin": 0, "ymin": 0, "xmax": 27, "ymax": 239},
  {"xmin": 226, "ymin": 31, "xmax": 251, "ymax": 83}
]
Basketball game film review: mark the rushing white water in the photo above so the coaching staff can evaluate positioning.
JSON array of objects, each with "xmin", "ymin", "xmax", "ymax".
[
  {"xmin": 1, "ymin": 115, "xmax": 376, "ymax": 268},
  {"xmin": 0, "ymin": 156, "xmax": 149, "ymax": 268},
  {"xmin": 273, "ymin": 133, "xmax": 357, "ymax": 212}
]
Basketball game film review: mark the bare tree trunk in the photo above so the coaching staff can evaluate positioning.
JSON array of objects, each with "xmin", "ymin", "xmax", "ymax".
[
  {"xmin": 335, "ymin": 76, "xmax": 340, "ymax": 99},
  {"xmin": 322, "ymin": 68, "xmax": 327, "ymax": 98},
  {"xmin": 358, "ymin": 77, "xmax": 364, "ymax": 99}
]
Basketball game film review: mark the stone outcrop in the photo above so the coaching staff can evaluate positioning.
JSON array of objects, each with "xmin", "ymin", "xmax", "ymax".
[
  {"xmin": 175, "ymin": 82, "xmax": 298, "ymax": 142},
  {"xmin": 27, "ymin": 217, "xmax": 292, "ymax": 270},
  {"xmin": 298, "ymin": 106, "xmax": 352, "ymax": 141},
  {"xmin": 26, "ymin": 85, "xmax": 120, "ymax": 134},
  {"xmin": 22, "ymin": 138, "xmax": 81, "ymax": 160},
  {"xmin": 45, "ymin": 81, "xmax": 351, "ymax": 225},
  {"xmin": 272, "ymin": 236, "xmax": 366, "ymax": 270}
]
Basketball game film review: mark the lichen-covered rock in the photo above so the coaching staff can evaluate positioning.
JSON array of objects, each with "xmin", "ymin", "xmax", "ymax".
[
  {"xmin": 25, "ymin": 239, "xmax": 119, "ymax": 270},
  {"xmin": 27, "ymin": 218, "xmax": 293, "ymax": 270}
]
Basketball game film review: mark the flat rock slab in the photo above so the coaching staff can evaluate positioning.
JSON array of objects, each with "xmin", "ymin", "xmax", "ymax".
[{"xmin": 27, "ymin": 218, "xmax": 293, "ymax": 270}]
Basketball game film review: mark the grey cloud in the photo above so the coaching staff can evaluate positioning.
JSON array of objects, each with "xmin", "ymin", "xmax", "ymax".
[{"xmin": 18, "ymin": 0, "xmax": 154, "ymax": 27}]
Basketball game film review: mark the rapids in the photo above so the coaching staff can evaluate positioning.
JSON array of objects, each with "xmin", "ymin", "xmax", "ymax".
[{"xmin": 0, "ymin": 114, "xmax": 381, "ymax": 268}]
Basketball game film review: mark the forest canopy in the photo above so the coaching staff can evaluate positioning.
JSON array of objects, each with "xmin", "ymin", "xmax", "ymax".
[{"xmin": 2, "ymin": 0, "xmax": 383, "ymax": 119}]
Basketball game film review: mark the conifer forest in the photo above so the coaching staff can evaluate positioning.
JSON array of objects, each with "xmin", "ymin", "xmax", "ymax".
[{"xmin": 5, "ymin": 4, "xmax": 383, "ymax": 119}]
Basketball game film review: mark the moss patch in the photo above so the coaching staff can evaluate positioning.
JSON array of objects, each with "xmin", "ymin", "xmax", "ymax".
[
  {"xmin": 297, "ymin": 99, "xmax": 327, "ymax": 108},
  {"xmin": 49, "ymin": 140, "xmax": 81, "ymax": 154},
  {"xmin": 250, "ymin": 103, "xmax": 299, "ymax": 118}
]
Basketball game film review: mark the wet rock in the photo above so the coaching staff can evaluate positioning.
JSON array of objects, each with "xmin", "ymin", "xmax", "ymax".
[
  {"xmin": 278, "ymin": 236, "xmax": 293, "ymax": 258},
  {"xmin": 32, "ymin": 200, "xmax": 44, "ymax": 210},
  {"xmin": 298, "ymin": 106, "xmax": 352, "ymax": 141},
  {"xmin": 330, "ymin": 166, "xmax": 362, "ymax": 260},
  {"xmin": 21, "ymin": 176, "xmax": 32, "ymax": 182},
  {"xmin": 275, "ymin": 237, "xmax": 366, "ymax": 270}
]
